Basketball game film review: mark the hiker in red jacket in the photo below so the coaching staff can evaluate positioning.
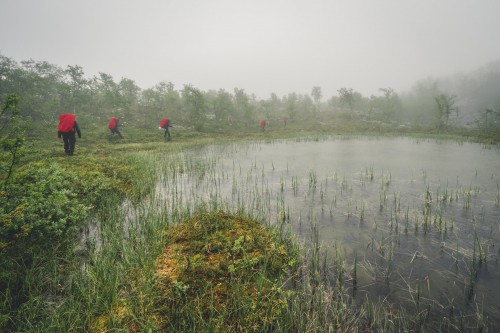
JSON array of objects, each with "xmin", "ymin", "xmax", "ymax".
[
  {"xmin": 282, "ymin": 115, "xmax": 289, "ymax": 126},
  {"xmin": 57, "ymin": 113, "xmax": 81, "ymax": 156},
  {"xmin": 108, "ymin": 117, "xmax": 123, "ymax": 138},
  {"xmin": 160, "ymin": 118, "xmax": 172, "ymax": 140},
  {"xmin": 260, "ymin": 119, "xmax": 267, "ymax": 132}
]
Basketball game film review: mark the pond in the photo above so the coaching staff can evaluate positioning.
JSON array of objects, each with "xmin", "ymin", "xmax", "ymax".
[{"xmin": 157, "ymin": 136, "xmax": 500, "ymax": 329}]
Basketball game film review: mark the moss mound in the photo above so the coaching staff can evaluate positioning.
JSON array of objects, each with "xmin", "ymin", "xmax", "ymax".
[{"xmin": 154, "ymin": 211, "xmax": 297, "ymax": 332}]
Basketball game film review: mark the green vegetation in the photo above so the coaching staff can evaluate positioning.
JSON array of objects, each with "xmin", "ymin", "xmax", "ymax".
[
  {"xmin": 1, "ymin": 53, "xmax": 500, "ymax": 145},
  {"xmin": 1, "ymin": 54, "xmax": 500, "ymax": 332},
  {"xmin": 153, "ymin": 211, "xmax": 296, "ymax": 331},
  {"xmin": 2, "ymin": 128, "xmax": 496, "ymax": 331}
]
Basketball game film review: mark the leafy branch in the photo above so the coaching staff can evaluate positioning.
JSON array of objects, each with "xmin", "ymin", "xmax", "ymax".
[{"xmin": 1, "ymin": 94, "xmax": 28, "ymax": 188}]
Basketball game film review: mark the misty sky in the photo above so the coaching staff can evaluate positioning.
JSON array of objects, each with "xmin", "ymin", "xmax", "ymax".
[{"xmin": 1, "ymin": 0, "xmax": 500, "ymax": 99}]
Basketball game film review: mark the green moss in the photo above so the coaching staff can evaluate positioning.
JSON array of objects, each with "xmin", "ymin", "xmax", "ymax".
[{"xmin": 153, "ymin": 211, "xmax": 297, "ymax": 332}]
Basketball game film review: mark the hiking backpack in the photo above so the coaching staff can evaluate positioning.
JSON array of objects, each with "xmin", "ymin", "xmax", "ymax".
[
  {"xmin": 108, "ymin": 117, "xmax": 118, "ymax": 130},
  {"xmin": 160, "ymin": 118, "xmax": 169, "ymax": 128},
  {"xmin": 58, "ymin": 114, "xmax": 76, "ymax": 133}
]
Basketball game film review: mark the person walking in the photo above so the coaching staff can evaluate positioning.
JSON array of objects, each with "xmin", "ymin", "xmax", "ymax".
[
  {"xmin": 57, "ymin": 113, "xmax": 81, "ymax": 156},
  {"xmin": 160, "ymin": 118, "xmax": 172, "ymax": 140},
  {"xmin": 282, "ymin": 115, "xmax": 289, "ymax": 126},
  {"xmin": 108, "ymin": 116, "xmax": 123, "ymax": 138},
  {"xmin": 260, "ymin": 119, "xmax": 267, "ymax": 132}
]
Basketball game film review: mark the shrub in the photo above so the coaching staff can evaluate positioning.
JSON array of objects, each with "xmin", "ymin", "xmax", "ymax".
[{"xmin": 0, "ymin": 163, "xmax": 91, "ymax": 251}]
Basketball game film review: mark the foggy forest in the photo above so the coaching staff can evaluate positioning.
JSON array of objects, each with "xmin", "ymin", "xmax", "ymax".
[{"xmin": 1, "ymin": 54, "xmax": 500, "ymax": 136}]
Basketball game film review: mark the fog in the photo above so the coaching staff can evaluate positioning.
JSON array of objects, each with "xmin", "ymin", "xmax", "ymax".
[{"xmin": 1, "ymin": 0, "xmax": 500, "ymax": 98}]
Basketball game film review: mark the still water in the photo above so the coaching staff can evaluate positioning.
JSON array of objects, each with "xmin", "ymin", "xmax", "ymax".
[{"xmin": 158, "ymin": 136, "xmax": 500, "ymax": 328}]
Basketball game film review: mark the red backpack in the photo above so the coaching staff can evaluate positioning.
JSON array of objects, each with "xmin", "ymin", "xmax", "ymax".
[
  {"xmin": 160, "ymin": 118, "xmax": 169, "ymax": 128},
  {"xmin": 108, "ymin": 117, "xmax": 118, "ymax": 130},
  {"xmin": 58, "ymin": 114, "xmax": 76, "ymax": 133}
]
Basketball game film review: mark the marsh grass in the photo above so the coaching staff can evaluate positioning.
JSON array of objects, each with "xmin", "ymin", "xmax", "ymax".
[
  {"xmin": 4, "ymin": 133, "xmax": 499, "ymax": 332},
  {"xmin": 49, "ymin": 142, "xmax": 414, "ymax": 331}
]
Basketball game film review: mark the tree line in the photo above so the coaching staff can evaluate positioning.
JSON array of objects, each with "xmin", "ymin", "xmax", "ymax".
[{"xmin": 1, "ymin": 53, "xmax": 500, "ymax": 135}]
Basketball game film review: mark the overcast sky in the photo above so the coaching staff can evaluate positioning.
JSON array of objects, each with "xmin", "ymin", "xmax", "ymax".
[{"xmin": 1, "ymin": 0, "xmax": 500, "ymax": 99}]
